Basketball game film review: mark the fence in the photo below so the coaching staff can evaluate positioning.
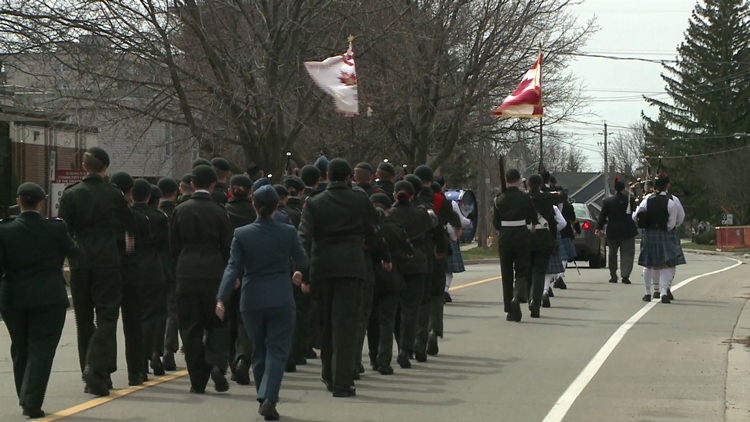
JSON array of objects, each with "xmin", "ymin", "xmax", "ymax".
[{"xmin": 716, "ymin": 226, "xmax": 750, "ymax": 251}]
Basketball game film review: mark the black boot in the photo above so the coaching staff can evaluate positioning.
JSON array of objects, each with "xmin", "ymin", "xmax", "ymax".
[
  {"xmin": 642, "ymin": 294, "xmax": 652, "ymax": 302},
  {"xmin": 542, "ymin": 293, "xmax": 551, "ymax": 308},
  {"xmin": 151, "ymin": 353, "xmax": 165, "ymax": 376},
  {"xmin": 259, "ymin": 400, "xmax": 280, "ymax": 421},
  {"xmin": 510, "ymin": 299, "xmax": 522, "ymax": 322},
  {"xmin": 667, "ymin": 289, "xmax": 674, "ymax": 300},
  {"xmin": 234, "ymin": 358, "xmax": 251, "ymax": 385},
  {"xmin": 211, "ymin": 367, "xmax": 229, "ymax": 393},
  {"xmin": 529, "ymin": 301, "xmax": 541, "ymax": 318},
  {"xmin": 554, "ymin": 277, "xmax": 567, "ymax": 289},
  {"xmin": 397, "ymin": 350, "xmax": 411, "ymax": 369},
  {"xmin": 83, "ymin": 367, "xmax": 110, "ymax": 397},
  {"xmin": 426, "ymin": 333, "xmax": 439, "ymax": 356},
  {"xmin": 163, "ymin": 351, "xmax": 177, "ymax": 371}
]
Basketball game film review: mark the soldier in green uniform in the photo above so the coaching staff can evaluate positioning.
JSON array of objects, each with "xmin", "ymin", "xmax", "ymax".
[
  {"xmin": 0, "ymin": 183, "xmax": 83, "ymax": 418},
  {"xmin": 367, "ymin": 193, "xmax": 414, "ymax": 375},
  {"xmin": 300, "ymin": 165, "xmax": 321, "ymax": 197},
  {"xmin": 375, "ymin": 162, "xmax": 396, "ymax": 198},
  {"xmin": 527, "ymin": 174, "xmax": 564, "ymax": 314},
  {"xmin": 131, "ymin": 180, "xmax": 168, "ymax": 377},
  {"xmin": 170, "ymin": 165, "xmax": 233, "ymax": 394},
  {"xmin": 110, "ymin": 172, "xmax": 148, "ymax": 386},
  {"xmin": 58, "ymin": 147, "xmax": 134, "ymax": 396},
  {"xmin": 492, "ymin": 169, "xmax": 538, "ymax": 321},
  {"xmin": 176, "ymin": 174, "xmax": 194, "ymax": 205},
  {"xmin": 156, "ymin": 177, "xmax": 179, "ymax": 370},
  {"xmin": 211, "ymin": 157, "xmax": 230, "ymax": 206},
  {"xmin": 224, "ymin": 174, "xmax": 255, "ymax": 385},
  {"xmin": 284, "ymin": 176, "xmax": 305, "ymax": 216},
  {"xmin": 146, "ymin": 185, "xmax": 170, "ymax": 374},
  {"xmin": 298, "ymin": 158, "xmax": 392, "ymax": 398}
]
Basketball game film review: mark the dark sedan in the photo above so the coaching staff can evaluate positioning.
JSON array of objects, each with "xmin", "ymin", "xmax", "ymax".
[{"xmin": 572, "ymin": 203, "xmax": 606, "ymax": 268}]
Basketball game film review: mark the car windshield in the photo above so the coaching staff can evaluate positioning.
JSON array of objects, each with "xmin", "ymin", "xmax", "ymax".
[{"xmin": 573, "ymin": 203, "xmax": 589, "ymax": 219}]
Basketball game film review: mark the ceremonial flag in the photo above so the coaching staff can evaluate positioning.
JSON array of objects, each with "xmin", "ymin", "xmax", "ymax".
[
  {"xmin": 304, "ymin": 42, "xmax": 359, "ymax": 116},
  {"xmin": 492, "ymin": 52, "xmax": 543, "ymax": 118}
]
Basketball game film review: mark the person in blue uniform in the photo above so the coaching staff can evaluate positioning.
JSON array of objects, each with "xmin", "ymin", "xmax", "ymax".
[
  {"xmin": 0, "ymin": 183, "xmax": 83, "ymax": 419},
  {"xmin": 216, "ymin": 185, "xmax": 308, "ymax": 421}
]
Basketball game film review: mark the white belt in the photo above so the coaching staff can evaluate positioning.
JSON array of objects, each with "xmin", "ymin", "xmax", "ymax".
[
  {"xmin": 528, "ymin": 214, "xmax": 550, "ymax": 230},
  {"xmin": 501, "ymin": 220, "xmax": 526, "ymax": 227}
]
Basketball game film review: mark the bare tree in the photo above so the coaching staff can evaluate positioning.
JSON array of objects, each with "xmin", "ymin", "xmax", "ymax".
[{"xmin": 609, "ymin": 122, "xmax": 647, "ymax": 177}]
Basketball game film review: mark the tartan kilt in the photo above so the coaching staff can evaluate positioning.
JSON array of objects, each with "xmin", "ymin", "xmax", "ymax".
[
  {"xmin": 447, "ymin": 241, "xmax": 466, "ymax": 273},
  {"xmin": 547, "ymin": 233, "xmax": 566, "ymax": 274},
  {"xmin": 561, "ymin": 237, "xmax": 576, "ymax": 261},
  {"xmin": 638, "ymin": 229, "xmax": 686, "ymax": 267}
]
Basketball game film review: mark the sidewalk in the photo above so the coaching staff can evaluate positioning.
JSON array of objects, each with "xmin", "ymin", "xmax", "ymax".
[{"xmin": 725, "ymin": 293, "xmax": 750, "ymax": 421}]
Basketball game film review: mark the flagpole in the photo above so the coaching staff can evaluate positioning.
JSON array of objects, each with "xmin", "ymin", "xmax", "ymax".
[{"xmin": 538, "ymin": 43, "xmax": 544, "ymax": 174}]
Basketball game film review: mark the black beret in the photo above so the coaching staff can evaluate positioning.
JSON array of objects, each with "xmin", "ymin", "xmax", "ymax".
[
  {"xmin": 191, "ymin": 165, "xmax": 217, "ymax": 184},
  {"xmin": 273, "ymin": 184, "xmax": 289, "ymax": 197},
  {"xmin": 157, "ymin": 177, "xmax": 179, "ymax": 194},
  {"xmin": 132, "ymin": 179, "xmax": 152, "ymax": 201},
  {"xmin": 192, "ymin": 158, "xmax": 212, "ymax": 169},
  {"xmin": 17, "ymin": 182, "xmax": 46, "ymax": 200},
  {"xmin": 377, "ymin": 162, "xmax": 396, "ymax": 176},
  {"xmin": 395, "ymin": 180, "xmax": 415, "ymax": 195},
  {"xmin": 435, "ymin": 176, "xmax": 445, "ymax": 187},
  {"xmin": 404, "ymin": 174, "xmax": 423, "ymax": 193},
  {"xmin": 230, "ymin": 174, "xmax": 253, "ymax": 188},
  {"xmin": 314, "ymin": 155, "xmax": 329, "ymax": 173},
  {"xmin": 246, "ymin": 163, "xmax": 263, "ymax": 178},
  {"xmin": 355, "ymin": 162, "xmax": 374, "ymax": 173},
  {"xmin": 211, "ymin": 157, "xmax": 231, "ymax": 171},
  {"xmin": 370, "ymin": 193, "xmax": 392, "ymax": 209},
  {"xmin": 110, "ymin": 171, "xmax": 134, "ymax": 191},
  {"xmin": 431, "ymin": 181, "xmax": 442, "ymax": 193},
  {"xmin": 300, "ymin": 165, "xmax": 321, "ymax": 186},
  {"xmin": 283, "ymin": 176, "xmax": 305, "ymax": 192},
  {"xmin": 254, "ymin": 184, "xmax": 279, "ymax": 204},
  {"xmin": 328, "ymin": 158, "xmax": 352, "ymax": 175},
  {"xmin": 252, "ymin": 177, "xmax": 271, "ymax": 191},
  {"xmin": 414, "ymin": 165, "xmax": 433, "ymax": 182},
  {"xmin": 180, "ymin": 173, "xmax": 192, "ymax": 184},
  {"xmin": 86, "ymin": 147, "xmax": 110, "ymax": 167},
  {"xmin": 150, "ymin": 185, "xmax": 162, "ymax": 200}
]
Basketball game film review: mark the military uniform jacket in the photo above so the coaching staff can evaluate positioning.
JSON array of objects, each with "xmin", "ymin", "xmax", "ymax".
[
  {"xmin": 212, "ymin": 182, "xmax": 228, "ymax": 206},
  {"xmin": 492, "ymin": 186, "xmax": 537, "ymax": 249},
  {"xmin": 280, "ymin": 202, "xmax": 302, "ymax": 229},
  {"xmin": 58, "ymin": 174, "xmax": 134, "ymax": 269},
  {"xmin": 374, "ymin": 212, "xmax": 413, "ymax": 293},
  {"xmin": 375, "ymin": 180, "xmax": 395, "ymax": 198},
  {"xmin": 596, "ymin": 193, "xmax": 638, "ymax": 240},
  {"xmin": 389, "ymin": 201, "xmax": 434, "ymax": 275},
  {"xmin": 298, "ymin": 181, "xmax": 391, "ymax": 283},
  {"xmin": 159, "ymin": 200, "xmax": 176, "ymax": 219},
  {"xmin": 0, "ymin": 212, "xmax": 82, "ymax": 310},
  {"xmin": 226, "ymin": 196, "xmax": 257, "ymax": 230},
  {"xmin": 528, "ymin": 190, "xmax": 563, "ymax": 251},
  {"xmin": 170, "ymin": 191, "xmax": 233, "ymax": 281}
]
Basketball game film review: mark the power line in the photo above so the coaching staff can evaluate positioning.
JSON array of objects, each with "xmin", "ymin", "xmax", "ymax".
[{"xmin": 650, "ymin": 144, "xmax": 750, "ymax": 159}]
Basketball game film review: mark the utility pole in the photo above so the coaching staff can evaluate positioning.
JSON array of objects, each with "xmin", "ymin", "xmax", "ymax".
[{"xmin": 598, "ymin": 122, "xmax": 614, "ymax": 198}]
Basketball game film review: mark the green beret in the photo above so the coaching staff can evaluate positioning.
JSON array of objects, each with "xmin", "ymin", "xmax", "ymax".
[
  {"xmin": 395, "ymin": 180, "xmax": 415, "ymax": 195},
  {"xmin": 246, "ymin": 163, "xmax": 263, "ymax": 179},
  {"xmin": 230, "ymin": 174, "xmax": 253, "ymax": 188},
  {"xmin": 273, "ymin": 184, "xmax": 289, "ymax": 197},
  {"xmin": 17, "ymin": 182, "xmax": 46, "ymax": 200},
  {"xmin": 328, "ymin": 158, "xmax": 352, "ymax": 175},
  {"xmin": 283, "ymin": 176, "xmax": 305, "ymax": 192},
  {"xmin": 150, "ymin": 185, "xmax": 162, "ymax": 200},
  {"xmin": 192, "ymin": 158, "xmax": 211, "ymax": 169},
  {"xmin": 211, "ymin": 157, "xmax": 231, "ymax": 171},
  {"xmin": 86, "ymin": 147, "xmax": 110, "ymax": 167},
  {"xmin": 377, "ymin": 162, "xmax": 396, "ymax": 176},
  {"xmin": 414, "ymin": 165, "xmax": 433, "ymax": 182},
  {"xmin": 132, "ymin": 179, "xmax": 152, "ymax": 202},
  {"xmin": 110, "ymin": 171, "xmax": 134, "ymax": 191},
  {"xmin": 300, "ymin": 165, "xmax": 321, "ymax": 187},
  {"xmin": 355, "ymin": 162, "xmax": 374, "ymax": 174},
  {"xmin": 157, "ymin": 177, "xmax": 178, "ymax": 194},
  {"xmin": 370, "ymin": 193, "xmax": 392, "ymax": 209},
  {"xmin": 180, "ymin": 173, "xmax": 192, "ymax": 184},
  {"xmin": 191, "ymin": 165, "xmax": 217, "ymax": 184},
  {"xmin": 404, "ymin": 174, "xmax": 422, "ymax": 194}
]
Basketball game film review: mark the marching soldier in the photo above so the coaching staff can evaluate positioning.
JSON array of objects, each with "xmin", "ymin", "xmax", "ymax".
[
  {"xmin": 157, "ymin": 177, "xmax": 180, "ymax": 370},
  {"xmin": 492, "ymin": 169, "xmax": 538, "ymax": 321},
  {"xmin": 211, "ymin": 157, "xmax": 231, "ymax": 206},
  {"xmin": 0, "ymin": 183, "xmax": 83, "ymax": 418},
  {"xmin": 224, "ymin": 174, "xmax": 256, "ymax": 385},
  {"xmin": 147, "ymin": 185, "xmax": 171, "ymax": 374},
  {"xmin": 176, "ymin": 174, "xmax": 194, "ymax": 205},
  {"xmin": 375, "ymin": 162, "xmax": 396, "ymax": 198},
  {"xmin": 58, "ymin": 147, "xmax": 134, "ymax": 396},
  {"xmin": 170, "ymin": 165, "xmax": 233, "ymax": 393},
  {"xmin": 298, "ymin": 158, "xmax": 392, "ymax": 398},
  {"xmin": 300, "ymin": 165, "xmax": 321, "ymax": 197}
]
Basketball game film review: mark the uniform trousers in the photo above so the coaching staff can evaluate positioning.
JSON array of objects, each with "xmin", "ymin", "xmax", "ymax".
[
  {"xmin": 121, "ymin": 263, "xmax": 145, "ymax": 379},
  {"xmin": 608, "ymin": 237, "xmax": 636, "ymax": 280},
  {"xmin": 1, "ymin": 305, "xmax": 66, "ymax": 411},
  {"xmin": 318, "ymin": 277, "xmax": 363, "ymax": 391},
  {"xmin": 499, "ymin": 242, "xmax": 530, "ymax": 312},
  {"xmin": 528, "ymin": 248, "xmax": 552, "ymax": 305},
  {"xmin": 354, "ymin": 258, "xmax": 376, "ymax": 370},
  {"xmin": 69, "ymin": 267, "xmax": 122, "ymax": 375},
  {"xmin": 243, "ymin": 306, "xmax": 295, "ymax": 404},
  {"xmin": 367, "ymin": 290, "xmax": 400, "ymax": 368},
  {"xmin": 140, "ymin": 281, "xmax": 167, "ymax": 362},
  {"xmin": 177, "ymin": 279, "xmax": 229, "ymax": 391},
  {"xmin": 397, "ymin": 274, "xmax": 425, "ymax": 353},
  {"xmin": 428, "ymin": 261, "xmax": 447, "ymax": 337},
  {"xmin": 291, "ymin": 285, "xmax": 311, "ymax": 362},
  {"xmin": 163, "ymin": 281, "xmax": 180, "ymax": 355},
  {"xmin": 229, "ymin": 289, "xmax": 253, "ymax": 369}
]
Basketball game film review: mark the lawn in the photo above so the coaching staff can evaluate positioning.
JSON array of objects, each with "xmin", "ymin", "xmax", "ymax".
[
  {"xmin": 681, "ymin": 242, "xmax": 750, "ymax": 253},
  {"xmin": 461, "ymin": 246, "xmax": 498, "ymax": 260}
]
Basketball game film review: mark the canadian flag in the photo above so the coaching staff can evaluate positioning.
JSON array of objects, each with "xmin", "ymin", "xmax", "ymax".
[
  {"xmin": 492, "ymin": 52, "xmax": 543, "ymax": 118},
  {"xmin": 304, "ymin": 43, "xmax": 359, "ymax": 116}
]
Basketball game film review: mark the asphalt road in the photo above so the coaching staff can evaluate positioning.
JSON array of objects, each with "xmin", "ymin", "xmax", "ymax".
[{"xmin": 1, "ymin": 253, "xmax": 748, "ymax": 422}]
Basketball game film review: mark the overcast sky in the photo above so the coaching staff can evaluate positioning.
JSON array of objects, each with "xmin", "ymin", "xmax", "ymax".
[{"xmin": 560, "ymin": 0, "xmax": 697, "ymax": 170}]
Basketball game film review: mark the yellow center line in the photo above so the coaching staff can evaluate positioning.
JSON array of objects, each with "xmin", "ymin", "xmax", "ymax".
[{"xmin": 41, "ymin": 274, "xmax": 501, "ymax": 420}]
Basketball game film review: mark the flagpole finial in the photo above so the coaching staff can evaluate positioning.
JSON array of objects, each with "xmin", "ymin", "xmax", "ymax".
[{"xmin": 348, "ymin": 35, "xmax": 354, "ymax": 43}]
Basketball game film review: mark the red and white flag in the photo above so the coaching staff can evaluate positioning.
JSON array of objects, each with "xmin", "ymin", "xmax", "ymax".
[
  {"xmin": 304, "ymin": 43, "xmax": 359, "ymax": 116},
  {"xmin": 492, "ymin": 52, "xmax": 543, "ymax": 118}
]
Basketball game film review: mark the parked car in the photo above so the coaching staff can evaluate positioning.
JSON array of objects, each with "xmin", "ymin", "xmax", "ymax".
[{"xmin": 572, "ymin": 203, "xmax": 606, "ymax": 268}]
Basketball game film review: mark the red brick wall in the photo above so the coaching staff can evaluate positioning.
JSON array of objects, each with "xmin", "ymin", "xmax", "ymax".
[{"xmin": 11, "ymin": 143, "xmax": 84, "ymax": 187}]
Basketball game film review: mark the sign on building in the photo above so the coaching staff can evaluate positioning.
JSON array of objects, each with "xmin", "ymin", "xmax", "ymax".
[
  {"xmin": 50, "ymin": 169, "xmax": 87, "ymax": 217},
  {"xmin": 721, "ymin": 213, "xmax": 734, "ymax": 226}
]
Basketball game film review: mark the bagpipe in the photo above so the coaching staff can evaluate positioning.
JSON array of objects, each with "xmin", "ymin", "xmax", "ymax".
[{"xmin": 625, "ymin": 156, "xmax": 664, "ymax": 228}]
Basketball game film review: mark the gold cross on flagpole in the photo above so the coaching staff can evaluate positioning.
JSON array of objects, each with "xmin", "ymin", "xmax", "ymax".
[{"xmin": 348, "ymin": 35, "xmax": 354, "ymax": 43}]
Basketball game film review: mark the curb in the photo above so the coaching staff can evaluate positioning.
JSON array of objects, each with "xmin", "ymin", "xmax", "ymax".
[
  {"xmin": 465, "ymin": 258, "xmax": 497, "ymax": 266},
  {"xmin": 683, "ymin": 248, "xmax": 750, "ymax": 258},
  {"xmin": 725, "ymin": 295, "xmax": 750, "ymax": 421}
]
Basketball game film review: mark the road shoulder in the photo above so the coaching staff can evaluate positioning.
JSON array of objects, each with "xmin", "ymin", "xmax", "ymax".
[{"xmin": 725, "ymin": 292, "xmax": 750, "ymax": 422}]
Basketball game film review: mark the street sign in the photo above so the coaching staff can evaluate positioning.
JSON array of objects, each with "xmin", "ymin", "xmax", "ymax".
[
  {"xmin": 721, "ymin": 213, "xmax": 734, "ymax": 226},
  {"xmin": 50, "ymin": 169, "xmax": 87, "ymax": 218}
]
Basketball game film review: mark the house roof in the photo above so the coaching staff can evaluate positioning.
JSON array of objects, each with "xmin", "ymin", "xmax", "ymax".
[{"xmin": 551, "ymin": 172, "xmax": 600, "ymax": 195}]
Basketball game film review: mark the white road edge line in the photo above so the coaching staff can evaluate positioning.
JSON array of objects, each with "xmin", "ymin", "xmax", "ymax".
[{"xmin": 543, "ymin": 258, "xmax": 744, "ymax": 422}]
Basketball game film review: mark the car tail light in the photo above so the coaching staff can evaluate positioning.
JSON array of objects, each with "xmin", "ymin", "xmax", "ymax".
[{"xmin": 582, "ymin": 221, "xmax": 591, "ymax": 230}]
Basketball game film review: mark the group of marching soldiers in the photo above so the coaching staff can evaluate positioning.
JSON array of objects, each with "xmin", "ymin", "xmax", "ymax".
[{"xmin": 1, "ymin": 145, "xmax": 474, "ymax": 418}]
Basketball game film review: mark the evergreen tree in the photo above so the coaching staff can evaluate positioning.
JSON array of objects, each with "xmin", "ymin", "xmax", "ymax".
[{"xmin": 643, "ymin": 0, "xmax": 750, "ymax": 223}]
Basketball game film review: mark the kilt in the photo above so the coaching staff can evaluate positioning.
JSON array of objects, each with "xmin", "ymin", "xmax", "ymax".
[
  {"xmin": 547, "ymin": 233, "xmax": 566, "ymax": 275},
  {"xmin": 638, "ymin": 229, "xmax": 686, "ymax": 267},
  {"xmin": 561, "ymin": 237, "xmax": 576, "ymax": 261},
  {"xmin": 446, "ymin": 240, "xmax": 466, "ymax": 273}
]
